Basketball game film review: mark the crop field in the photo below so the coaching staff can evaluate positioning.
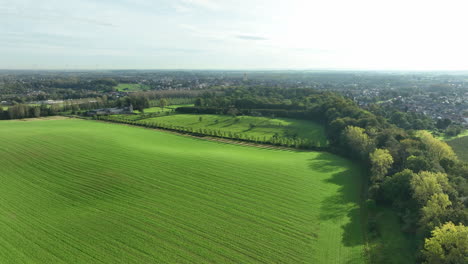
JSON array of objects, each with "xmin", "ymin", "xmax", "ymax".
[
  {"xmin": 0, "ymin": 118, "xmax": 364, "ymax": 263},
  {"xmin": 447, "ymin": 135, "xmax": 468, "ymax": 162},
  {"xmin": 136, "ymin": 114, "xmax": 329, "ymax": 146}
]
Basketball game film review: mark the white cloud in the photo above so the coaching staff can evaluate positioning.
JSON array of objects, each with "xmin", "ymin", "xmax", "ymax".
[{"xmin": 2, "ymin": 0, "xmax": 468, "ymax": 69}]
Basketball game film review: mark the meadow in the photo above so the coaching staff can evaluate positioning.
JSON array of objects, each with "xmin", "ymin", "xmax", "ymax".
[
  {"xmin": 136, "ymin": 114, "xmax": 329, "ymax": 147},
  {"xmin": 0, "ymin": 118, "xmax": 364, "ymax": 263},
  {"xmin": 447, "ymin": 135, "xmax": 468, "ymax": 161},
  {"xmin": 367, "ymin": 208, "xmax": 417, "ymax": 263}
]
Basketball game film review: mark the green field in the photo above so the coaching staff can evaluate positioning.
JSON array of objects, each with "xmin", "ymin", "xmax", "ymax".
[
  {"xmin": 137, "ymin": 114, "xmax": 329, "ymax": 146},
  {"xmin": 447, "ymin": 135, "xmax": 468, "ymax": 162},
  {"xmin": 434, "ymin": 130, "xmax": 468, "ymax": 162},
  {"xmin": 115, "ymin": 83, "xmax": 150, "ymax": 91},
  {"xmin": 0, "ymin": 118, "xmax": 364, "ymax": 263},
  {"xmin": 368, "ymin": 207, "xmax": 417, "ymax": 263},
  {"xmin": 434, "ymin": 129, "xmax": 468, "ymax": 141}
]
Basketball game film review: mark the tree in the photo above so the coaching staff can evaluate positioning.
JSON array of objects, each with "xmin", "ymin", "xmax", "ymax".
[
  {"xmin": 32, "ymin": 106, "xmax": 41, "ymax": 118},
  {"xmin": 129, "ymin": 95, "xmax": 149, "ymax": 112},
  {"xmin": 40, "ymin": 104, "xmax": 49, "ymax": 116},
  {"xmin": 227, "ymin": 107, "xmax": 239, "ymax": 117},
  {"xmin": 410, "ymin": 171, "xmax": 449, "ymax": 205},
  {"xmin": 390, "ymin": 111, "xmax": 411, "ymax": 129},
  {"xmin": 369, "ymin": 148, "xmax": 394, "ymax": 183},
  {"xmin": 406, "ymin": 155, "xmax": 432, "ymax": 173},
  {"xmin": 445, "ymin": 125, "xmax": 463, "ymax": 137},
  {"xmin": 49, "ymin": 104, "xmax": 60, "ymax": 116},
  {"xmin": 159, "ymin": 98, "xmax": 168, "ymax": 109},
  {"xmin": 381, "ymin": 169, "xmax": 414, "ymax": 207},
  {"xmin": 8, "ymin": 104, "xmax": 27, "ymax": 119},
  {"xmin": 194, "ymin": 98, "xmax": 204, "ymax": 107},
  {"xmin": 422, "ymin": 222, "xmax": 468, "ymax": 264},
  {"xmin": 420, "ymin": 193, "xmax": 452, "ymax": 230},
  {"xmin": 341, "ymin": 126, "xmax": 374, "ymax": 159},
  {"xmin": 418, "ymin": 131, "xmax": 457, "ymax": 163},
  {"xmin": 436, "ymin": 118, "xmax": 452, "ymax": 130}
]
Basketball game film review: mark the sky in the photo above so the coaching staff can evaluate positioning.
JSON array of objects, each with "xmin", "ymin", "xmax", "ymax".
[{"xmin": 1, "ymin": 0, "xmax": 468, "ymax": 70}]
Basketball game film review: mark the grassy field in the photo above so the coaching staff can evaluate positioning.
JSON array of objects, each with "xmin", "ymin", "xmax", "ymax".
[
  {"xmin": 0, "ymin": 118, "xmax": 364, "ymax": 263},
  {"xmin": 115, "ymin": 83, "xmax": 151, "ymax": 91},
  {"xmin": 447, "ymin": 136, "xmax": 468, "ymax": 162},
  {"xmin": 137, "ymin": 114, "xmax": 329, "ymax": 146},
  {"xmin": 433, "ymin": 129, "xmax": 468, "ymax": 141},
  {"xmin": 432, "ymin": 129, "xmax": 468, "ymax": 162},
  {"xmin": 368, "ymin": 208, "xmax": 417, "ymax": 264}
]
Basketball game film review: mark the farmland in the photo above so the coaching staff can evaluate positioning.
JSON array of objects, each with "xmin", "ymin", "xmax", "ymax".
[
  {"xmin": 137, "ymin": 114, "xmax": 328, "ymax": 147},
  {"xmin": 0, "ymin": 118, "xmax": 364, "ymax": 263}
]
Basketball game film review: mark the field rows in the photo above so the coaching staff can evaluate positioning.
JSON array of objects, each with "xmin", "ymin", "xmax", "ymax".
[
  {"xmin": 0, "ymin": 119, "xmax": 364, "ymax": 263},
  {"xmin": 136, "ymin": 114, "xmax": 328, "ymax": 144}
]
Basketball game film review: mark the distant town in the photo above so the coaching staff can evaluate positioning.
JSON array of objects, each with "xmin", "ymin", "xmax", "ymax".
[{"xmin": 1, "ymin": 70, "xmax": 467, "ymax": 127}]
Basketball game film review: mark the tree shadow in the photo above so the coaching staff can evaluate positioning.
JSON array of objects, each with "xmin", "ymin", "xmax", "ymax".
[
  {"xmin": 242, "ymin": 127, "xmax": 256, "ymax": 133},
  {"xmin": 220, "ymin": 121, "xmax": 235, "ymax": 128},
  {"xmin": 309, "ymin": 153, "xmax": 365, "ymax": 248},
  {"xmin": 205, "ymin": 118, "xmax": 232, "ymax": 127}
]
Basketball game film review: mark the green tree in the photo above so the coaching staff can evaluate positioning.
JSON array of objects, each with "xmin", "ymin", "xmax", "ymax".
[
  {"xmin": 406, "ymin": 155, "xmax": 432, "ymax": 173},
  {"xmin": 419, "ymin": 131, "xmax": 457, "ymax": 163},
  {"xmin": 420, "ymin": 193, "xmax": 451, "ymax": 230},
  {"xmin": 342, "ymin": 126, "xmax": 374, "ymax": 159},
  {"xmin": 8, "ymin": 104, "xmax": 27, "ymax": 119},
  {"xmin": 382, "ymin": 169, "xmax": 414, "ymax": 206},
  {"xmin": 227, "ymin": 108, "xmax": 239, "ymax": 117},
  {"xmin": 194, "ymin": 98, "xmax": 204, "ymax": 107},
  {"xmin": 159, "ymin": 98, "xmax": 168, "ymax": 109},
  {"xmin": 369, "ymin": 148, "xmax": 394, "ymax": 183},
  {"xmin": 32, "ymin": 106, "xmax": 41, "ymax": 117},
  {"xmin": 436, "ymin": 118, "xmax": 452, "ymax": 130},
  {"xmin": 422, "ymin": 222, "xmax": 468, "ymax": 264},
  {"xmin": 410, "ymin": 171, "xmax": 449, "ymax": 205}
]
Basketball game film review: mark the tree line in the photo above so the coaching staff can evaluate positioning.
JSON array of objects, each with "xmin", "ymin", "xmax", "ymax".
[
  {"xmin": 190, "ymin": 87, "xmax": 467, "ymax": 263},
  {"xmin": 95, "ymin": 114, "xmax": 325, "ymax": 150}
]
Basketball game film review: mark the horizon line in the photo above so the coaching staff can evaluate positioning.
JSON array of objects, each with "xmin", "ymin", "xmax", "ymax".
[{"xmin": 2, "ymin": 68, "xmax": 468, "ymax": 73}]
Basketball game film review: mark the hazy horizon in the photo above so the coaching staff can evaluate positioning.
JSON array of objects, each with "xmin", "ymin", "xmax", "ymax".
[{"xmin": 3, "ymin": 0, "xmax": 468, "ymax": 70}]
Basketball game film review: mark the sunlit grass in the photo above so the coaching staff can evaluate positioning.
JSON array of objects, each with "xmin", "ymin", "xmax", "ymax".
[{"xmin": 0, "ymin": 118, "xmax": 364, "ymax": 263}]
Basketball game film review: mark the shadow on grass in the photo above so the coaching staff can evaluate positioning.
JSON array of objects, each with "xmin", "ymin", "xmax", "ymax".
[
  {"xmin": 205, "ymin": 118, "xmax": 232, "ymax": 127},
  {"xmin": 309, "ymin": 153, "xmax": 365, "ymax": 248}
]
